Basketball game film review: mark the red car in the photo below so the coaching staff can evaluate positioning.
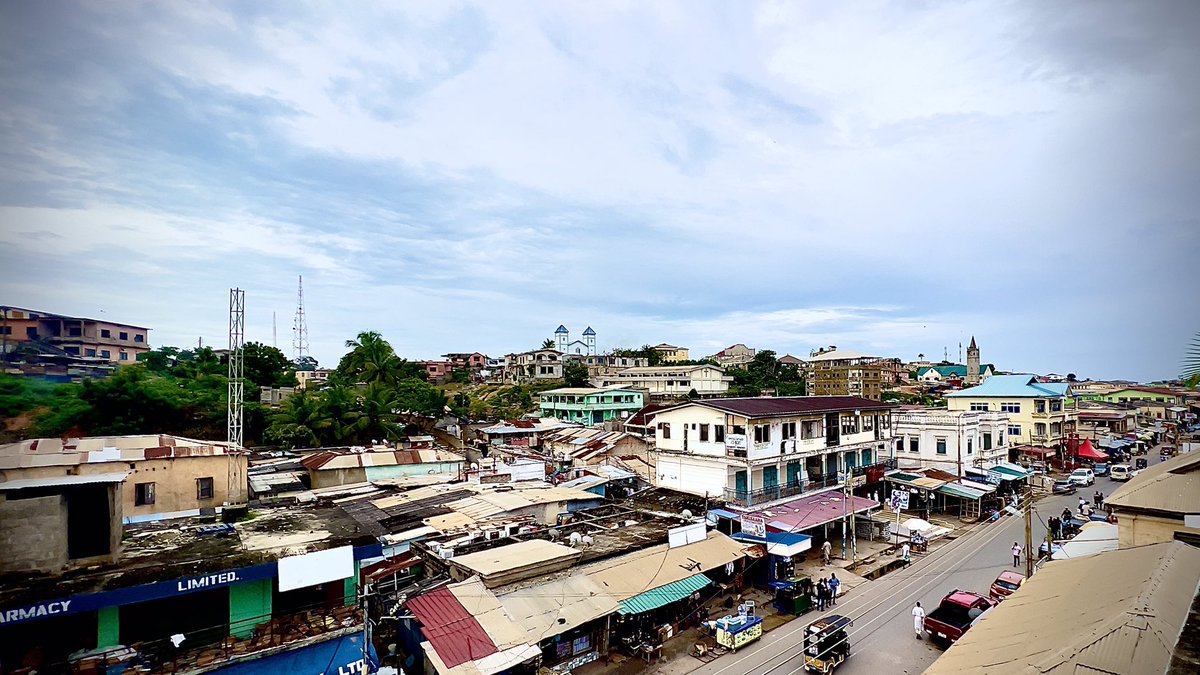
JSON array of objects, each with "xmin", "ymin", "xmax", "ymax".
[
  {"xmin": 990, "ymin": 570, "xmax": 1025, "ymax": 601},
  {"xmin": 924, "ymin": 590, "xmax": 997, "ymax": 644}
]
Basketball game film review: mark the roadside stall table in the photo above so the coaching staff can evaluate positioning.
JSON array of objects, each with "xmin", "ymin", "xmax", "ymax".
[{"xmin": 714, "ymin": 615, "xmax": 763, "ymax": 652}]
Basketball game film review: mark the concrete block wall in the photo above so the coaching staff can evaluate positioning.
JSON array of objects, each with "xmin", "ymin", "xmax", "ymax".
[{"xmin": 0, "ymin": 494, "xmax": 69, "ymax": 573}]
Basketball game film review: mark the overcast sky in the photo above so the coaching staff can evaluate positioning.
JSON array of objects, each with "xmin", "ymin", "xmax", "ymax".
[{"xmin": 1, "ymin": 1, "xmax": 1197, "ymax": 381}]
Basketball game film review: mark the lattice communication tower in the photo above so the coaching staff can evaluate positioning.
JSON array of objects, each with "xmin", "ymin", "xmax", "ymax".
[
  {"xmin": 293, "ymin": 275, "xmax": 309, "ymax": 364},
  {"xmin": 227, "ymin": 288, "xmax": 245, "ymax": 447}
]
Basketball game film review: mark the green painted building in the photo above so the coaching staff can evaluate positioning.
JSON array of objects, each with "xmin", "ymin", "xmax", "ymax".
[
  {"xmin": 538, "ymin": 387, "xmax": 645, "ymax": 425},
  {"xmin": 1078, "ymin": 387, "xmax": 1182, "ymax": 405}
]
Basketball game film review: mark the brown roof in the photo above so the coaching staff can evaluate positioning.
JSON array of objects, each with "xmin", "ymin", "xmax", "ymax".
[
  {"xmin": 626, "ymin": 403, "xmax": 670, "ymax": 426},
  {"xmin": 923, "ymin": 541, "xmax": 1200, "ymax": 675},
  {"xmin": 1106, "ymin": 451, "xmax": 1200, "ymax": 516},
  {"xmin": 661, "ymin": 396, "xmax": 893, "ymax": 418}
]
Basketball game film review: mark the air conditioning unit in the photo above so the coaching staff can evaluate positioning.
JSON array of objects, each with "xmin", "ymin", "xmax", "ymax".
[
  {"xmin": 440, "ymin": 547, "xmax": 454, "ymax": 559},
  {"xmin": 427, "ymin": 541, "xmax": 442, "ymax": 552}
]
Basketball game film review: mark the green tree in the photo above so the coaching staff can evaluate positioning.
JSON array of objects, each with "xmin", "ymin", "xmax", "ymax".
[
  {"xmin": 1182, "ymin": 332, "xmax": 1200, "ymax": 388},
  {"xmin": 449, "ymin": 368, "xmax": 472, "ymax": 385},
  {"xmin": 541, "ymin": 338, "xmax": 556, "ymax": 350},
  {"xmin": 563, "ymin": 360, "xmax": 590, "ymax": 387},
  {"xmin": 335, "ymin": 331, "xmax": 426, "ymax": 385},
  {"xmin": 391, "ymin": 379, "xmax": 449, "ymax": 417},
  {"xmin": 294, "ymin": 355, "xmax": 319, "ymax": 371},
  {"xmin": 350, "ymin": 382, "xmax": 404, "ymax": 443},
  {"xmin": 266, "ymin": 388, "xmax": 327, "ymax": 448},
  {"xmin": 243, "ymin": 342, "xmax": 298, "ymax": 389}
]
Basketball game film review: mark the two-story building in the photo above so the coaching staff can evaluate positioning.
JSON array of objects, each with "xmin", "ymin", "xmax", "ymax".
[
  {"xmin": 591, "ymin": 365, "xmax": 732, "ymax": 400},
  {"xmin": 651, "ymin": 343, "xmax": 690, "ymax": 363},
  {"xmin": 650, "ymin": 396, "xmax": 895, "ymax": 508},
  {"xmin": 443, "ymin": 352, "xmax": 488, "ymax": 369},
  {"xmin": 504, "ymin": 349, "xmax": 564, "ymax": 383},
  {"xmin": 890, "ymin": 407, "xmax": 1010, "ymax": 474},
  {"xmin": 538, "ymin": 387, "xmax": 646, "ymax": 425},
  {"xmin": 806, "ymin": 347, "xmax": 886, "ymax": 401},
  {"xmin": 1, "ymin": 306, "xmax": 150, "ymax": 364},
  {"xmin": 295, "ymin": 368, "xmax": 334, "ymax": 390},
  {"xmin": 945, "ymin": 375, "xmax": 1076, "ymax": 456},
  {"xmin": 707, "ymin": 344, "xmax": 756, "ymax": 367}
]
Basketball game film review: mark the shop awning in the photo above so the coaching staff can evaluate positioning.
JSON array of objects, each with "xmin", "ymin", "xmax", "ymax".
[
  {"xmin": 617, "ymin": 573, "xmax": 711, "ymax": 615},
  {"xmin": 886, "ymin": 472, "xmax": 947, "ymax": 490},
  {"xmin": 1075, "ymin": 440, "xmax": 1108, "ymax": 461},
  {"xmin": 937, "ymin": 483, "xmax": 986, "ymax": 500},
  {"xmin": 731, "ymin": 531, "xmax": 812, "ymax": 558},
  {"xmin": 707, "ymin": 508, "xmax": 741, "ymax": 521},
  {"xmin": 992, "ymin": 464, "xmax": 1030, "ymax": 479}
]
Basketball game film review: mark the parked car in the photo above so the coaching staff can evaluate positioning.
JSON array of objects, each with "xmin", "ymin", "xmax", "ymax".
[
  {"xmin": 1109, "ymin": 464, "xmax": 1131, "ymax": 481},
  {"xmin": 1068, "ymin": 468, "xmax": 1095, "ymax": 486},
  {"xmin": 989, "ymin": 571, "xmax": 1025, "ymax": 601},
  {"xmin": 1091, "ymin": 463, "xmax": 1109, "ymax": 477},
  {"xmin": 924, "ymin": 590, "xmax": 997, "ymax": 645},
  {"xmin": 1051, "ymin": 478, "xmax": 1076, "ymax": 495}
]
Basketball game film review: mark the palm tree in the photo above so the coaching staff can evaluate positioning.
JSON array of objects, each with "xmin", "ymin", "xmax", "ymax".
[
  {"xmin": 350, "ymin": 382, "xmax": 404, "ymax": 443},
  {"xmin": 1183, "ymin": 331, "xmax": 1200, "ymax": 388},
  {"xmin": 541, "ymin": 338, "xmax": 556, "ymax": 350},
  {"xmin": 339, "ymin": 331, "xmax": 404, "ymax": 385},
  {"xmin": 267, "ymin": 389, "xmax": 327, "ymax": 448}
]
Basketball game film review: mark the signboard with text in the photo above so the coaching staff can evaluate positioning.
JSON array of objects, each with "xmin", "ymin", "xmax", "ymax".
[
  {"xmin": 725, "ymin": 435, "xmax": 748, "ymax": 451},
  {"xmin": 742, "ymin": 513, "xmax": 767, "ymax": 538},
  {"xmin": 890, "ymin": 490, "xmax": 910, "ymax": 513}
]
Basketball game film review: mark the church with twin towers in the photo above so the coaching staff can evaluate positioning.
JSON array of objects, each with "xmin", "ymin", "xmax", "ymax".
[{"xmin": 555, "ymin": 325, "xmax": 597, "ymax": 356}]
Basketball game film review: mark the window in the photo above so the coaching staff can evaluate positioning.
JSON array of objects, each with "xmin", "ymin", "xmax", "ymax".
[
  {"xmin": 841, "ymin": 416, "xmax": 860, "ymax": 435},
  {"xmin": 754, "ymin": 425, "xmax": 770, "ymax": 443},
  {"xmin": 119, "ymin": 352, "xmax": 129, "ymax": 361},
  {"xmin": 715, "ymin": 425, "xmax": 725, "ymax": 442},
  {"xmin": 101, "ymin": 329, "xmax": 111, "ymax": 338},
  {"xmin": 936, "ymin": 438, "xmax": 947, "ymax": 455},
  {"xmin": 1035, "ymin": 400, "xmax": 1046, "ymax": 413},
  {"xmin": 896, "ymin": 439, "xmax": 904, "ymax": 453},
  {"xmin": 998, "ymin": 433, "xmax": 1005, "ymax": 446},
  {"xmin": 85, "ymin": 349, "xmax": 96, "ymax": 357},
  {"xmin": 983, "ymin": 432, "xmax": 992, "ymax": 450},
  {"xmin": 699, "ymin": 424, "xmax": 709, "ymax": 441},
  {"xmin": 909, "ymin": 437, "xmax": 919, "ymax": 454},
  {"xmin": 119, "ymin": 331, "xmax": 128, "ymax": 340},
  {"xmin": 26, "ymin": 327, "xmax": 38, "ymax": 338},
  {"xmin": 969, "ymin": 402, "xmax": 989, "ymax": 412},
  {"xmin": 196, "ymin": 477, "xmax": 214, "ymax": 500},
  {"xmin": 1050, "ymin": 400, "xmax": 1062, "ymax": 412},
  {"xmin": 659, "ymin": 423, "xmax": 671, "ymax": 440},
  {"xmin": 0, "ymin": 326, "xmax": 9, "ymax": 335},
  {"xmin": 1035, "ymin": 423, "xmax": 1046, "ymax": 436},
  {"xmin": 135, "ymin": 482, "xmax": 156, "ymax": 506},
  {"xmin": 732, "ymin": 425, "xmax": 746, "ymax": 436},
  {"xmin": 967, "ymin": 439, "xmax": 973, "ymax": 455},
  {"xmin": 64, "ymin": 346, "xmax": 80, "ymax": 355},
  {"xmin": 1000, "ymin": 402, "xmax": 1020, "ymax": 414},
  {"xmin": 862, "ymin": 415, "xmax": 874, "ymax": 431},
  {"xmin": 1007, "ymin": 425, "xmax": 1021, "ymax": 437},
  {"xmin": 781, "ymin": 422, "xmax": 796, "ymax": 439},
  {"xmin": 802, "ymin": 420, "xmax": 820, "ymax": 439},
  {"xmin": 100, "ymin": 350, "xmax": 111, "ymax": 358}
]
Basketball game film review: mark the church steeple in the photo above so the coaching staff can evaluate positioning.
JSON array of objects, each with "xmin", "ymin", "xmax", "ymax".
[{"xmin": 966, "ymin": 336, "xmax": 981, "ymax": 385}]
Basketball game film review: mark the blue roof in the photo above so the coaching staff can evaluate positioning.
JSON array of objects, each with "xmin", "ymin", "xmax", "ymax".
[
  {"xmin": 946, "ymin": 374, "xmax": 1070, "ymax": 398},
  {"xmin": 555, "ymin": 324, "xmax": 568, "ymax": 333},
  {"xmin": 582, "ymin": 326, "xmax": 596, "ymax": 335}
]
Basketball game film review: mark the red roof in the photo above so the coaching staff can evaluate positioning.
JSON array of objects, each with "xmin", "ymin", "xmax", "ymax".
[
  {"xmin": 756, "ymin": 492, "xmax": 880, "ymax": 532},
  {"xmin": 406, "ymin": 587, "xmax": 497, "ymax": 668},
  {"xmin": 672, "ymin": 396, "xmax": 893, "ymax": 418}
]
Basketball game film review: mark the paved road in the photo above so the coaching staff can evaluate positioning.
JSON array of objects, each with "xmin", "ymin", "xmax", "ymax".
[{"xmin": 687, "ymin": 488, "xmax": 1099, "ymax": 675}]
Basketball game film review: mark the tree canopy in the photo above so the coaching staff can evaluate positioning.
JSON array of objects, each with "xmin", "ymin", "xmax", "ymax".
[{"xmin": 727, "ymin": 350, "xmax": 805, "ymax": 397}]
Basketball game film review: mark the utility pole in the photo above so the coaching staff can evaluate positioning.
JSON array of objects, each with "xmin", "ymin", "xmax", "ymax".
[
  {"xmin": 1024, "ymin": 482, "xmax": 1035, "ymax": 578},
  {"xmin": 842, "ymin": 468, "xmax": 849, "ymax": 560}
]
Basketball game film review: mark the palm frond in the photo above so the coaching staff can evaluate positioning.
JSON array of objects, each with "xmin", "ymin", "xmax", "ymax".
[{"xmin": 1182, "ymin": 331, "xmax": 1200, "ymax": 382}]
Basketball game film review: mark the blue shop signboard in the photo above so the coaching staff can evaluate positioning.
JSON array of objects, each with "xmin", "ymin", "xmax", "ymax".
[
  {"xmin": 0, "ymin": 543, "xmax": 383, "ymax": 626},
  {"xmin": 211, "ymin": 633, "xmax": 377, "ymax": 675}
]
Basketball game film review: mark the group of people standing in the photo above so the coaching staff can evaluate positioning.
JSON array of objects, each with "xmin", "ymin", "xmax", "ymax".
[{"xmin": 812, "ymin": 574, "xmax": 841, "ymax": 611}]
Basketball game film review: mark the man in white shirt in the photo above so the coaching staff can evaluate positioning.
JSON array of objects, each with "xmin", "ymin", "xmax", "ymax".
[
  {"xmin": 912, "ymin": 602, "xmax": 925, "ymax": 639},
  {"xmin": 822, "ymin": 539, "xmax": 832, "ymax": 565},
  {"xmin": 1012, "ymin": 542, "xmax": 1023, "ymax": 567},
  {"xmin": 902, "ymin": 542, "xmax": 911, "ymax": 562}
]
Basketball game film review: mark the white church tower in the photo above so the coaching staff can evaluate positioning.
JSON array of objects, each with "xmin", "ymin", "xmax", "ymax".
[
  {"xmin": 582, "ymin": 326, "xmax": 596, "ymax": 356},
  {"xmin": 555, "ymin": 324, "xmax": 569, "ymax": 352}
]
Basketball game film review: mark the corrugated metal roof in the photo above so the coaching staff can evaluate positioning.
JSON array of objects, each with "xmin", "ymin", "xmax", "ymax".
[
  {"xmin": 447, "ymin": 579, "xmax": 531, "ymax": 651},
  {"xmin": 618, "ymin": 573, "xmax": 710, "ymax": 615},
  {"xmin": 406, "ymin": 586, "xmax": 498, "ymax": 669},
  {"xmin": 0, "ymin": 472, "xmax": 129, "ymax": 490},
  {"xmin": 1106, "ymin": 451, "xmax": 1200, "ymax": 516},
  {"xmin": 498, "ymin": 575, "xmax": 620, "ymax": 641},
  {"xmin": 450, "ymin": 540, "xmax": 581, "ymax": 577},
  {"xmin": 657, "ymin": 396, "xmax": 892, "ymax": 419},
  {"xmin": 945, "ymin": 374, "xmax": 1071, "ymax": 398},
  {"xmin": 923, "ymin": 541, "xmax": 1200, "ymax": 674},
  {"xmin": 584, "ymin": 531, "xmax": 747, "ymax": 601}
]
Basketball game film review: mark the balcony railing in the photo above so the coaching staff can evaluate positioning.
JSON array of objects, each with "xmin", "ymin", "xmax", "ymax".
[{"xmin": 721, "ymin": 459, "xmax": 897, "ymax": 508}]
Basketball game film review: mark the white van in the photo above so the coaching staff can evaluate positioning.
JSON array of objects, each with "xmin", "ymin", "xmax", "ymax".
[
  {"xmin": 1109, "ymin": 464, "xmax": 1131, "ymax": 481},
  {"xmin": 1068, "ymin": 468, "xmax": 1095, "ymax": 486}
]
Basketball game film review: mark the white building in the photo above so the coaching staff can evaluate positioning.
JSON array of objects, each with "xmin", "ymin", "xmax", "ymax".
[
  {"xmin": 503, "ymin": 348, "xmax": 564, "ymax": 383},
  {"xmin": 649, "ymin": 396, "xmax": 896, "ymax": 508},
  {"xmin": 591, "ymin": 365, "xmax": 733, "ymax": 400},
  {"xmin": 890, "ymin": 407, "xmax": 1010, "ymax": 474}
]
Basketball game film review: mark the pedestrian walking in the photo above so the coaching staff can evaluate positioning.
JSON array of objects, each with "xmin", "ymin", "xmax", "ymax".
[
  {"xmin": 912, "ymin": 602, "xmax": 925, "ymax": 639},
  {"xmin": 1049, "ymin": 516, "xmax": 1060, "ymax": 540},
  {"xmin": 816, "ymin": 579, "xmax": 828, "ymax": 611},
  {"xmin": 1078, "ymin": 496, "xmax": 1087, "ymax": 514},
  {"xmin": 829, "ymin": 574, "xmax": 840, "ymax": 606},
  {"xmin": 1061, "ymin": 507, "xmax": 1072, "ymax": 524},
  {"xmin": 822, "ymin": 539, "xmax": 832, "ymax": 566},
  {"xmin": 1011, "ymin": 542, "xmax": 1023, "ymax": 567},
  {"xmin": 1094, "ymin": 490, "xmax": 1103, "ymax": 508},
  {"xmin": 901, "ymin": 541, "xmax": 911, "ymax": 562}
]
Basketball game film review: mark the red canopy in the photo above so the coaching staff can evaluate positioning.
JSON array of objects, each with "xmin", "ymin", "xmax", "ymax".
[{"xmin": 1075, "ymin": 440, "xmax": 1108, "ymax": 461}]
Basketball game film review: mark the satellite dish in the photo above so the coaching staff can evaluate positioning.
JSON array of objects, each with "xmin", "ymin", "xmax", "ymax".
[
  {"xmin": 682, "ymin": 509, "xmax": 693, "ymax": 519},
  {"xmin": 548, "ymin": 529, "xmax": 561, "ymax": 540},
  {"xmin": 569, "ymin": 532, "xmax": 583, "ymax": 545}
]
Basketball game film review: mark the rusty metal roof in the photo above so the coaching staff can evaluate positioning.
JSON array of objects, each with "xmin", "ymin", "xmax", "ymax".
[
  {"xmin": 1106, "ymin": 451, "xmax": 1200, "ymax": 516},
  {"xmin": 924, "ymin": 541, "xmax": 1200, "ymax": 674}
]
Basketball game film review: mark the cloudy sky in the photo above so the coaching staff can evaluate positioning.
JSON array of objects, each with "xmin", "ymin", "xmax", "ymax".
[{"xmin": 1, "ymin": 1, "xmax": 1197, "ymax": 381}]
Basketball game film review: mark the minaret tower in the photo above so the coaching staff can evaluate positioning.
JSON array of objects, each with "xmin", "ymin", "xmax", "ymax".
[
  {"xmin": 555, "ymin": 324, "xmax": 569, "ymax": 352},
  {"xmin": 966, "ymin": 336, "xmax": 981, "ymax": 385},
  {"xmin": 582, "ymin": 326, "xmax": 596, "ymax": 356}
]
